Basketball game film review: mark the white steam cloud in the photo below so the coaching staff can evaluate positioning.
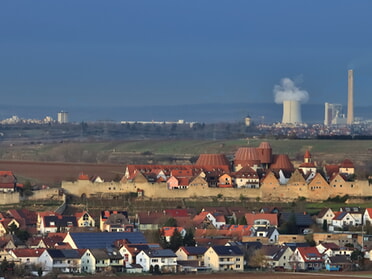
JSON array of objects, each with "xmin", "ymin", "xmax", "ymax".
[{"xmin": 273, "ymin": 78, "xmax": 309, "ymax": 104}]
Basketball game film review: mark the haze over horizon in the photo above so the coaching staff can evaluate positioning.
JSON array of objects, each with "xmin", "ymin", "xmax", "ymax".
[{"xmin": 1, "ymin": 1, "xmax": 372, "ymax": 115}]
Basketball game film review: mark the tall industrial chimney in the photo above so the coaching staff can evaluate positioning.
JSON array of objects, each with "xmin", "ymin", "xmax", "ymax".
[
  {"xmin": 347, "ymin": 69, "xmax": 354, "ymax": 125},
  {"xmin": 282, "ymin": 100, "xmax": 302, "ymax": 124}
]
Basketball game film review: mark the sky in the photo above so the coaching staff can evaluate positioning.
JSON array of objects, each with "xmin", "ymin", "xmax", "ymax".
[{"xmin": 1, "ymin": 1, "xmax": 372, "ymax": 111}]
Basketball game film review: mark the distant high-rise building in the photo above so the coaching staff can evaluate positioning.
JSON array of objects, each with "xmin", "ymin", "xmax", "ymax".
[
  {"xmin": 57, "ymin": 111, "xmax": 69, "ymax": 124},
  {"xmin": 324, "ymin": 103, "xmax": 345, "ymax": 126}
]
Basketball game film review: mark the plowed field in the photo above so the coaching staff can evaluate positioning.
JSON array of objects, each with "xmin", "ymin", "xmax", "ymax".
[{"xmin": 0, "ymin": 160, "xmax": 125, "ymax": 185}]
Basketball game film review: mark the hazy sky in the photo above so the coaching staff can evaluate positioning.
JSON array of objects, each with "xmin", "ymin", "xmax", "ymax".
[{"xmin": 1, "ymin": 1, "xmax": 372, "ymax": 109}]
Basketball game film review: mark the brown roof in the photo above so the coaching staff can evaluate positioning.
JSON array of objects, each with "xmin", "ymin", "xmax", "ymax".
[
  {"xmin": 270, "ymin": 154, "xmax": 294, "ymax": 171},
  {"xmin": 234, "ymin": 147, "xmax": 261, "ymax": 166},
  {"xmin": 195, "ymin": 154, "xmax": 230, "ymax": 167},
  {"xmin": 340, "ymin": 159, "xmax": 354, "ymax": 168}
]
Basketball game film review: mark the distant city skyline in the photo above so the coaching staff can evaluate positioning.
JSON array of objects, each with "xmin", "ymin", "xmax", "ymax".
[{"xmin": 1, "ymin": 1, "xmax": 372, "ymax": 110}]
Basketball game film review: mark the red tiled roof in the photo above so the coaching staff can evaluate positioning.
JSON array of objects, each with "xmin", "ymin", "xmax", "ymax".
[
  {"xmin": 245, "ymin": 213, "xmax": 278, "ymax": 226},
  {"xmin": 270, "ymin": 154, "xmax": 294, "ymax": 171},
  {"xmin": 195, "ymin": 154, "xmax": 230, "ymax": 167},
  {"xmin": 161, "ymin": 227, "xmax": 185, "ymax": 237},
  {"xmin": 11, "ymin": 248, "xmax": 45, "ymax": 257},
  {"xmin": 340, "ymin": 159, "xmax": 354, "ymax": 168}
]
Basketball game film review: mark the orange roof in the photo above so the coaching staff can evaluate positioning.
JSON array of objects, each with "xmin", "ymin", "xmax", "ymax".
[
  {"xmin": 161, "ymin": 227, "xmax": 185, "ymax": 237},
  {"xmin": 304, "ymin": 150, "xmax": 311, "ymax": 159},
  {"xmin": 245, "ymin": 213, "xmax": 278, "ymax": 226}
]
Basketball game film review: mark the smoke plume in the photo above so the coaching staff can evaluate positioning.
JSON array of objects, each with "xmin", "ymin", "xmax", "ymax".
[{"xmin": 274, "ymin": 78, "xmax": 309, "ymax": 104}]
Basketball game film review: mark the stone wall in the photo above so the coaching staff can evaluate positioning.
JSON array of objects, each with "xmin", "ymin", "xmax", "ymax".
[
  {"xmin": 27, "ymin": 188, "xmax": 64, "ymax": 201},
  {"xmin": 61, "ymin": 178, "xmax": 372, "ymax": 202},
  {"xmin": 0, "ymin": 192, "xmax": 20, "ymax": 205}
]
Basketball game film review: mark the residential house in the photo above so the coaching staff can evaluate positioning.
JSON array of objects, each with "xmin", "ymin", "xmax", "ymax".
[
  {"xmin": 243, "ymin": 226, "xmax": 279, "ymax": 244},
  {"xmin": 280, "ymin": 212, "xmax": 314, "ymax": 234},
  {"xmin": 100, "ymin": 210, "xmax": 129, "ymax": 232},
  {"xmin": 118, "ymin": 243, "xmax": 160, "ymax": 266},
  {"xmin": 340, "ymin": 207, "xmax": 363, "ymax": 226},
  {"xmin": 363, "ymin": 208, "xmax": 372, "ymax": 226},
  {"xmin": 63, "ymin": 232, "xmax": 147, "ymax": 249},
  {"xmin": 0, "ymin": 171, "xmax": 17, "ymax": 192},
  {"xmin": 136, "ymin": 248, "xmax": 177, "ymax": 273},
  {"xmin": 39, "ymin": 215, "xmax": 77, "ymax": 234},
  {"xmin": 75, "ymin": 211, "xmax": 95, "ymax": 228},
  {"xmin": 8, "ymin": 248, "xmax": 45, "ymax": 266},
  {"xmin": 176, "ymin": 246, "xmax": 207, "ymax": 266},
  {"xmin": 290, "ymin": 247, "xmax": 323, "ymax": 271},
  {"xmin": 161, "ymin": 227, "xmax": 186, "ymax": 242},
  {"xmin": 316, "ymin": 242, "xmax": 341, "ymax": 257},
  {"xmin": 260, "ymin": 245, "xmax": 293, "ymax": 270},
  {"xmin": 316, "ymin": 208, "xmax": 336, "ymax": 226},
  {"xmin": 245, "ymin": 213, "xmax": 278, "ymax": 228},
  {"xmin": 332, "ymin": 212, "xmax": 356, "ymax": 230},
  {"xmin": 81, "ymin": 248, "xmax": 124, "ymax": 274},
  {"xmin": 204, "ymin": 245, "xmax": 244, "ymax": 271},
  {"xmin": 324, "ymin": 255, "xmax": 353, "ymax": 271},
  {"xmin": 193, "ymin": 211, "xmax": 225, "ymax": 229},
  {"xmin": 233, "ymin": 166, "xmax": 260, "ymax": 188},
  {"xmin": 38, "ymin": 249, "xmax": 84, "ymax": 273},
  {"xmin": 137, "ymin": 211, "xmax": 168, "ymax": 231},
  {"xmin": 218, "ymin": 174, "xmax": 233, "ymax": 188}
]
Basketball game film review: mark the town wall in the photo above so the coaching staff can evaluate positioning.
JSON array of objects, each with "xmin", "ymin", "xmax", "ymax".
[
  {"xmin": 27, "ymin": 188, "xmax": 64, "ymax": 201},
  {"xmin": 0, "ymin": 192, "xmax": 20, "ymax": 205},
  {"xmin": 62, "ymin": 178, "xmax": 372, "ymax": 202}
]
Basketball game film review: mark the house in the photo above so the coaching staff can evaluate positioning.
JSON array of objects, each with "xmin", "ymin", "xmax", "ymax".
[
  {"xmin": 316, "ymin": 242, "xmax": 341, "ymax": 257},
  {"xmin": 39, "ymin": 215, "xmax": 77, "ymax": 234},
  {"xmin": 204, "ymin": 246, "xmax": 244, "ymax": 271},
  {"xmin": 0, "ymin": 171, "xmax": 17, "ymax": 192},
  {"xmin": 324, "ymin": 255, "xmax": 353, "ymax": 271},
  {"xmin": 118, "ymin": 243, "xmax": 160, "ymax": 266},
  {"xmin": 136, "ymin": 248, "xmax": 177, "ymax": 273},
  {"xmin": 233, "ymin": 166, "xmax": 260, "ymax": 188},
  {"xmin": 63, "ymin": 232, "xmax": 147, "ymax": 249},
  {"xmin": 7, "ymin": 209, "xmax": 37, "ymax": 233},
  {"xmin": 218, "ymin": 174, "xmax": 233, "ymax": 188},
  {"xmin": 81, "ymin": 248, "xmax": 124, "ymax": 274},
  {"xmin": 290, "ymin": 247, "xmax": 323, "ymax": 271},
  {"xmin": 193, "ymin": 211, "xmax": 225, "ymax": 229},
  {"xmin": 75, "ymin": 211, "xmax": 95, "ymax": 228},
  {"xmin": 137, "ymin": 211, "xmax": 168, "ymax": 231},
  {"xmin": 245, "ymin": 213, "xmax": 278, "ymax": 228},
  {"xmin": 280, "ymin": 212, "xmax": 314, "ymax": 234},
  {"xmin": 38, "ymin": 249, "xmax": 84, "ymax": 273},
  {"xmin": 363, "ymin": 208, "xmax": 372, "ymax": 226},
  {"xmin": 161, "ymin": 227, "xmax": 186, "ymax": 242},
  {"xmin": 260, "ymin": 245, "xmax": 293, "ymax": 270},
  {"xmin": 8, "ymin": 248, "xmax": 45, "ymax": 266},
  {"xmin": 340, "ymin": 207, "xmax": 363, "ymax": 225},
  {"xmin": 332, "ymin": 212, "xmax": 356, "ymax": 229},
  {"xmin": 244, "ymin": 226, "xmax": 279, "ymax": 244},
  {"xmin": 176, "ymin": 246, "xmax": 207, "ymax": 266},
  {"xmin": 316, "ymin": 208, "xmax": 335, "ymax": 226},
  {"xmin": 100, "ymin": 210, "xmax": 129, "ymax": 232}
]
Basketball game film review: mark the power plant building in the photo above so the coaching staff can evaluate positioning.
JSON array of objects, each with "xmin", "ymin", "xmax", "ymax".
[
  {"xmin": 347, "ymin": 69, "xmax": 354, "ymax": 125},
  {"xmin": 281, "ymin": 100, "xmax": 302, "ymax": 124},
  {"xmin": 324, "ymin": 103, "xmax": 346, "ymax": 126}
]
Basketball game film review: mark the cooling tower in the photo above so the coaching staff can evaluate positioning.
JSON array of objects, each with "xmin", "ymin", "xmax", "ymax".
[
  {"xmin": 347, "ymin": 69, "xmax": 354, "ymax": 125},
  {"xmin": 282, "ymin": 100, "xmax": 302, "ymax": 124}
]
